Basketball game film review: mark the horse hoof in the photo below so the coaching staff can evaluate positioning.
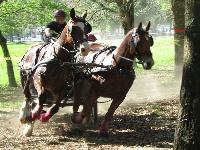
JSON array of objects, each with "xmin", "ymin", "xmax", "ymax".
[
  {"xmin": 39, "ymin": 112, "xmax": 51, "ymax": 122},
  {"xmin": 71, "ymin": 112, "xmax": 83, "ymax": 124},
  {"xmin": 23, "ymin": 123, "xmax": 34, "ymax": 137}
]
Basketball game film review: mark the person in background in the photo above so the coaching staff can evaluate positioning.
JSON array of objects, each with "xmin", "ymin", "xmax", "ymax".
[{"xmin": 44, "ymin": 10, "xmax": 66, "ymax": 42}]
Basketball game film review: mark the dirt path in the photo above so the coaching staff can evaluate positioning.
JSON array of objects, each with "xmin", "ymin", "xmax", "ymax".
[{"xmin": 0, "ymin": 71, "xmax": 180, "ymax": 150}]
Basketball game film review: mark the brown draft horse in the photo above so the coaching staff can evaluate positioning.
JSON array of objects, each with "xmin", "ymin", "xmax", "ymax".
[
  {"xmin": 72, "ymin": 22, "xmax": 154, "ymax": 136},
  {"xmin": 19, "ymin": 8, "xmax": 92, "ymax": 136}
]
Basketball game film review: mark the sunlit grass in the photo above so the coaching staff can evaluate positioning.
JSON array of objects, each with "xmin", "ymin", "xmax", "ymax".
[
  {"xmin": 0, "ymin": 43, "xmax": 32, "ymax": 86},
  {"xmin": 151, "ymin": 36, "xmax": 174, "ymax": 70}
]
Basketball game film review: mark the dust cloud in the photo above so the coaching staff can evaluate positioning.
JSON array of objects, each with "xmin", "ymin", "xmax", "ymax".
[{"xmin": 97, "ymin": 72, "xmax": 182, "ymax": 114}]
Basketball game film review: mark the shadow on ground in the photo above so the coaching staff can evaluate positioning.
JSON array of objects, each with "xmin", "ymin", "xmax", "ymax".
[
  {"xmin": 50, "ymin": 99, "xmax": 177, "ymax": 149},
  {"xmin": 0, "ymin": 95, "xmax": 178, "ymax": 149}
]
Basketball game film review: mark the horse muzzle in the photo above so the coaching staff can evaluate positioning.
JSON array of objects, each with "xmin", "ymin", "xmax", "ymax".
[{"xmin": 142, "ymin": 57, "xmax": 154, "ymax": 70}]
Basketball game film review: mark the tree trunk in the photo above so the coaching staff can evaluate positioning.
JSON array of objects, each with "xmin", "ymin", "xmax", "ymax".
[
  {"xmin": 172, "ymin": 0, "xmax": 185, "ymax": 77},
  {"xmin": 0, "ymin": 30, "xmax": 17, "ymax": 87},
  {"xmin": 174, "ymin": 0, "xmax": 200, "ymax": 149},
  {"xmin": 117, "ymin": 1, "xmax": 134, "ymax": 34}
]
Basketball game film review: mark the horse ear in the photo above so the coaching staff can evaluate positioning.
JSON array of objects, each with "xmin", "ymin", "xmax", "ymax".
[
  {"xmin": 70, "ymin": 8, "xmax": 76, "ymax": 20},
  {"xmin": 138, "ymin": 22, "xmax": 142, "ymax": 30},
  {"xmin": 146, "ymin": 21, "xmax": 151, "ymax": 31},
  {"xmin": 82, "ymin": 10, "xmax": 87, "ymax": 19}
]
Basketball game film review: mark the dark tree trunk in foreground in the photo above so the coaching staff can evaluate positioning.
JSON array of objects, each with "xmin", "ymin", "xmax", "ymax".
[
  {"xmin": 0, "ymin": 30, "xmax": 17, "ymax": 87},
  {"xmin": 172, "ymin": 0, "xmax": 185, "ymax": 77},
  {"xmin": 174, "ymin": 1, "xmax": 200, "ymax": 149}
]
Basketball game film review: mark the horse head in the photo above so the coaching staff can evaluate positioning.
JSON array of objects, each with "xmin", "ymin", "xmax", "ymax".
[
  {"xmin": 67, "ymin": 8, "xmax": 92, "ymax": 56},
  {"xmin": 132, "ymin": 21, "xmax": 154, "ymax": 70},
  {"xmin": 55, "ymin": 8, "xmax": 92, "ymax": 57},
  {"xmin": 114, "ymin": 21, "xmax": 154, "ymax": 70}
]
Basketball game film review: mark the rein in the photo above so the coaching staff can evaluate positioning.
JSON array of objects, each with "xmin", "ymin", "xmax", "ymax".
[{"xmin": 115, "ymin": 55, "xmax": 143, "ymax": 64}]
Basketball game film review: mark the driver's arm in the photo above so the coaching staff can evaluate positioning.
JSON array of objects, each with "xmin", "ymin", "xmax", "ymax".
[{"xmin": 44, "ymin": 28, "xmax": 59, "ymax": 37}]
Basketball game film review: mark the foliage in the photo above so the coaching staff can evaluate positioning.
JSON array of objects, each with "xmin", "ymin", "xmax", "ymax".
[
  {"xmin": 73, "ymin": 0, "xmax": 172, "ymax": 33},
  {"xmin": 72, "ymin": 0, "xmax": 120, "ymax": 31},
  {"xmin": 0, "ymin": 0, "xmax": 69, "ymax": 36},
  {"xmin": 135, "ymin": 0, "xmax": 172, "ymax": 26},
  {"xmin": 0, "ymin": 0, "xmax": 173, "ymax": 35}
]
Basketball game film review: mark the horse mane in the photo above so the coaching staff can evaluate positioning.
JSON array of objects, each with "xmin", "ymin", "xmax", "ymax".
[
  {"xmin": 56, "ymin": 25, "xmax": 73, "ymax": 47},
  {"xmin": 114, "ymin": 29, "xmax": 134, "ymax": 61}
]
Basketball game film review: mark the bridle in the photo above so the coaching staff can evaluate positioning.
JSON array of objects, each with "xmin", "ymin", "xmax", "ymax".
[
  {"xmin": 51, "ymin": 19, "xmax": 90, "ymax": 55},
  {"xmin": 67, "ymin": 20, "xmax": 90, "ymax": 51},
  {"xmin": 130, "ymin": 31, "xmax": 154, "ymax": 61},
  {"xmin": 113, "ymin": 31, "xmax": 154, "ymax": 66}
]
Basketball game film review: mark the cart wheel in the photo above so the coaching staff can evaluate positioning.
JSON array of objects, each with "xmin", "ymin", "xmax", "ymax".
[{"xmin": 91, "ymin": 101, "xmax": 98, "ymax": 125}]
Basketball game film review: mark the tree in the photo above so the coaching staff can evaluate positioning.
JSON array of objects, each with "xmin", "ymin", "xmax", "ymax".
[
  {"xmin": 0, "ymin": 30, "xmax": 17, "ymax": 87},
  {"xmin": 73, "ymin": 0, "xmax": 120, "ymax": 33},
  {"xmin": 0, "ymin": 0, "xmax": 17, "ymax": 87},
  {"xmin": 135, "ymin": 0, "xmax": 172, "ymax": 28},
  {"xmin": 90, "ymin": 0, "xmax": 136, "ymax": 34},
  {"xmin": 171, "ymin": 0, "xmax": 185, "ymax": 77},
  {"xmin": 0, "ymin": 0, "xmax": 69, "ymax": 36},
  {"xmin": 174, "ymin": 0, "xmax": 200, "ymax": 149}
]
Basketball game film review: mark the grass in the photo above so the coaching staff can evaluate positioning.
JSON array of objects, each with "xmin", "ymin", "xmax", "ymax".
[
  {"xmin": 151, "ymin": 36, "xmax": 174, "ymax": 71},
  {"xmin": 0, "ymin": 42, "xmax": 32, "ymax": 86}
]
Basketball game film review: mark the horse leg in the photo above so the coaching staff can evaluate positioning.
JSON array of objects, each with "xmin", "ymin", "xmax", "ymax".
[
  {"xmin": 72, "ymin": 87, "xmax": 83, "ymax": 123},
  {"xmin": 39, "ymin": 91, "xmax": 64, "ymax": 122},
  {"xmin": 20, "ymin": 100, "xmax": 36, "ymax": 137},
  {"xmin": 72, "ymin": 79, "xmax": 92, "ymax": 124},
  {"xmin": 81, "ymin": 95, "xmax": 97, "ymax": 127},
  {"xmin": 99, "ymin": 96, "xmax": 125, "ymax": 136},
  {"xmin": 38, "ymin": 104, "xmax": 59, "ymax": 122},
  {"xmin": 19, "ymin": 74, "xmax": 32, "ymax": 124},
  {"xmin": 31, "ymin": 73, "xmax": 46, "ymax": 121},
  {"xmin": 18, "ymin": 74, "xmax": 36, "ymax": 137},
  {"xmin": 19, "ymin": 101, "xmax": 32, "ymax": 124}
]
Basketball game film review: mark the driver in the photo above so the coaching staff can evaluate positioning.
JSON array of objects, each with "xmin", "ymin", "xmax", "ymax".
[{"xmin": 44, "ymin": 10, "xmax": 67, "ymax": 42}]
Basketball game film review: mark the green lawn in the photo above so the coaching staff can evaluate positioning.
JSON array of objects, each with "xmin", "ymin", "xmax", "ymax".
[
  {"xmin": 0, "ymin": 36, "xmax": 174, "ymax": 87},
  {"xmin": 0, "ymin": 42, "xmax": 32, "ymax": 86},
  {"xmin": 151, "ymin": 36, "xmax": 174, "ymax": 71}
]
